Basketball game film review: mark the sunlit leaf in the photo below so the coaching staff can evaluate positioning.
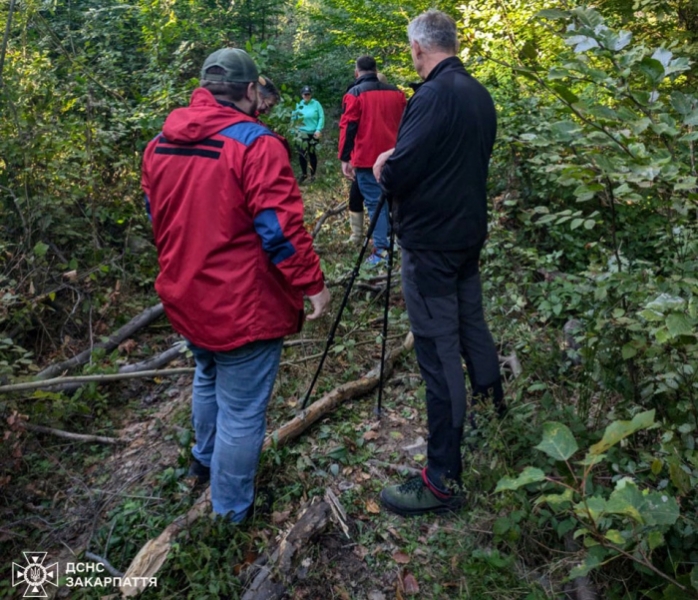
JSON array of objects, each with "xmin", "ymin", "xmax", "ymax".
[
  {"xmin": 535, "ymin": 422, "xmax": 579, "ymax": 461},
  {"xmin": 588, "ymin": 410, "xmax": 655, "ymax": 455},
  {"xmin": 495, "ymin": 467, "xmax": 546, "ymax": 492}
]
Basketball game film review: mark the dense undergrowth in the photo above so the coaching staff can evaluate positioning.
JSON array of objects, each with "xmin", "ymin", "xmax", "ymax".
[{"xmin": 2, "ymin": 0, "xmax": 698, "ymax": 598}]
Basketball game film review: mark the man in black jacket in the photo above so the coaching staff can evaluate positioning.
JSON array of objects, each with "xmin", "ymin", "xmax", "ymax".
[{"xmin": 374, "ymin": 9, "xmax": 504, "ymax": 517}]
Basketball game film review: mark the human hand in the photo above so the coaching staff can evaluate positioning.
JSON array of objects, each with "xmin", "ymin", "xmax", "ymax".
[
  {"xmin": 306, "ymin": 285, "xmax": 331, "ymax": 320},
  {"xmin": 341, "ymin": 161, "xmax": 355, "ymax": 181},
  {"xmin": 373, "ymin": 148, "xmax": 395, "ymax": 181},
  {"xmin": 313, "ymin": 131, "xmax": 321, "ymax": 140}
]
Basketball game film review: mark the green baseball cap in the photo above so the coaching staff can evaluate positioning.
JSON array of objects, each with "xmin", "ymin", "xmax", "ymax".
[{"xmin": 201, "ymin": 48, "xmax": 262, "ymax": 84}]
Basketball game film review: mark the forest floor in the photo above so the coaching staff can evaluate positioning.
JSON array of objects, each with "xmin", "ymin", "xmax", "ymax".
[{"xmin": 1, "ymin": 173, "xmax": 563, "ymax": 600}]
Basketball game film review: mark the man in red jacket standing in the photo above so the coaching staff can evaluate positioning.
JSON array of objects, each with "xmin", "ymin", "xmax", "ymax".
[
  {"xmin": 338, "ymin": 56, "xmax": 406, "ymax": 266},
  {"xmin": 142, "ymin": 48, "xmax": 330, "ymax": 522}
]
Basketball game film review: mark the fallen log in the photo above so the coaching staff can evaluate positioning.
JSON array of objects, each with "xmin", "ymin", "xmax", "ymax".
[
  {"xmin": 118, "ymin": 332, "xmax": 414, "ymax": 597},
  {"xmin": 240, "ymin": 500, "xmax": 332, "ymax": 600},
  {"xmin": 35, "ymin": 303, "xmax": 165, "ymax": 380}
]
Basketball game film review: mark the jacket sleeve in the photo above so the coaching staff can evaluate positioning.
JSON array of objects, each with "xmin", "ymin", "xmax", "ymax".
[
  {"xmin": 380, "ymin": 87, "xmax": 443, "ymax": 198},
  {"xmin": 338, "ymin": 93, "xmax": 360, "ymax": 162},
  {"xmin": 315, "ymin": 101, "xmax": 325, "ymax": 132},
  {"xmin": 243, "ymin": 135, "xmax": 325, "ymax": 296}
]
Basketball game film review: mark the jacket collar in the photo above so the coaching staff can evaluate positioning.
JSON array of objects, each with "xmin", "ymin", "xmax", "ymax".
[
  {"xmin": 354, "ymin": 72, "xmax": 378, "ymax": 86},
  {"xmin": 409, "ymin": 56, "xmax": 466, "ymax": 91}
]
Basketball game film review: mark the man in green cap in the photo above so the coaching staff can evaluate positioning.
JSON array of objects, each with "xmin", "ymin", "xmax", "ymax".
[{"xmin": 142, "ymin": 48, "xmax": 331, "ymax": 523}]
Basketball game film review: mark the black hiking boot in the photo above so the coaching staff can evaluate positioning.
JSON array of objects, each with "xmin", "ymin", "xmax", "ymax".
[{"xmin": 380, "ymin": 472, "xmax": 464, "ymax": 517}]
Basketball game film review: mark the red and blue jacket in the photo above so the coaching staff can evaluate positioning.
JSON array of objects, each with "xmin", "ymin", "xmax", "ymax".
[
  {"xmin": 338, "ymin": 74, "xmax": 406, "ymax": 168},
  {"xmin": 142, "ymin": 88, "xmax": 325, "ymax": 351}
]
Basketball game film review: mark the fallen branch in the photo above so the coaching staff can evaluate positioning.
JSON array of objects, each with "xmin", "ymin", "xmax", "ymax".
[
  {"xmin": 23, "ymin": 423, "xmax": 123, "ymax": 445},
  {"xmin": 119, "ymin": 341, "xmax": 187, "ymax": 373},
  {"xmin": 118, "ymin": 332, "xmax": 414, "ymax": 597},
  {"xmin": 35, "ymin": 303, "xmax": 165, "ymax": 380},
  {"xmin": 0, "ymin": 368, "xmax": 194, "ymax": 394},
  {"xmin": 241, "ymin": 500, "xmax": 332, "ymax": 600},
  {"xmin": 312, "ymin": 201, "xmax": 346, "ymax": 238}
]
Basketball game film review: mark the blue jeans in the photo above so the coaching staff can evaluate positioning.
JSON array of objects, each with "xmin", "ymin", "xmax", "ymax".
[
  {"xmin": 189, "ymin": 338, "xmax": 283, "ymax": 522},
  {"xmin": 355, "ymin": 168, "xmax": 389, "ymax": 251}
]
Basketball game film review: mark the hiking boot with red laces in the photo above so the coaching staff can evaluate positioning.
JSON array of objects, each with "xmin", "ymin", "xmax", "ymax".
[{"xmin": 380, "ymin": 469, "xmax": 464, "ymax": 517}]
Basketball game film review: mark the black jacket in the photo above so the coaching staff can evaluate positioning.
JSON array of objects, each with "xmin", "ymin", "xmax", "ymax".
[{"xmin": 380, "ymin": 57, "xmax": 496, "ymax": 251}]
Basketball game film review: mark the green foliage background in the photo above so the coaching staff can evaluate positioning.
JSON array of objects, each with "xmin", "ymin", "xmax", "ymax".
[{"xmin": 2, "ymin": 0, "xmax": 698, "ymax": 596}]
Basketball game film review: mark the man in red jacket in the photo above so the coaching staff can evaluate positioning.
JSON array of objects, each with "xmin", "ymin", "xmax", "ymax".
[
  {"xmin": 338, "ymin": 56, "xmax": 406, "ymax": 265},
  {"xmin": 142, "ymin": 48, "xmax": 330, "ymax": 522}
]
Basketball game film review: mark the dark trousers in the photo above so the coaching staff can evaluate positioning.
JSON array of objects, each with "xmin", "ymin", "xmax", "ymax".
[
  {"xmin": 297, "ymin": 134, "xmax": 318, "ymax": 176},
  {"xmin": 349, "ymin": 179, "xmax": 364, "ymax": 212},
  {"xmin": 401, "ymin": 248, "xmax": 501, "ymax": 488}
]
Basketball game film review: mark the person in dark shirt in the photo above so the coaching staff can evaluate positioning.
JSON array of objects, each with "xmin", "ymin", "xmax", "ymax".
[{"xmin": 374, "ymin": 9, "xmax": 505, "ymax": 517}]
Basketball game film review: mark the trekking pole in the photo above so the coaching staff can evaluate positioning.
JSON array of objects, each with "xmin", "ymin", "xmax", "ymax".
[
  {"xmin": 375, "ymin": 206, "xmax": 395, "ymax": 418},
  {"xmin": 301, "ymin": 193, "xmax": 389, "ymax": 410}
]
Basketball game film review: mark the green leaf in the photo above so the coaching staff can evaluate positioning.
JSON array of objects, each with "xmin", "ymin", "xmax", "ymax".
[
  {"xmin": 648, "ymin": 531, "xmax": 665, "ymax": 550},
  {"xmin": 535, "ymin": 422, "xmax": 579, "ymax": 461},
  {"xmin": 588, "ymin": 410, "xmax": 655, "ymax": 455},
  {"xmin": 639, "ymin": 309, "xmax": 664, "ymax": 322},
  {"xmin": 33, "ymin": 242, "xmax": 49, "ymax": 258},
  {"xmin": 574, "ymin": 495, "xmax": 607, "ymax": 522},
  {"xmin": 670, "ymin": 91, "xmax": 694, "ymax": 115},
  {"xmin": 495, "ymin": 467, "xmax": 546, "ymax": 492},
  {"xmin": 605, "ymin": 529, "xmax": 625, "ymax": 545},
  {"xmin": 567, "ymin": 35, "xmax": 600, "ymax": 53},
  {"xmin": 668, "ymin": 459, "xmax": 691, "ymax": 495},
  {"xmin": 570, "ymin": 218, "xmax": 584, "ymax": 230},
  {"xmin": 583, "ymin": 219, "xmax": 596, "ymax": 230},
  {"xmin": 691, "ymin": 565, "xmax": 698, "ymax": 591},
  {"xmin": 553, "ymin": 84, "xmax": 579, "ymax": 104},
  {"xmin": 638, "ymin": 57, "xmax": 665, "ymax": 85},
  {"xmin": 569, "ymin": 545, "xmax": 608, "ymax": 578},
  {"xmin": 607, "ymin": 479, "xmax": 644, "ymax": 522},
  {"xmin": 536, "ymin": 8, "xmax": 569, "ymax": 19},
  {"xmin": 641, "ymin": 491, "xmax": 680, "ymax": 526},
  {"xmin": 647, "ymin": 293, "xmax": 685, "ymax": 313},
  {"xmin": 621, "ymin": 344, "xmax": 637, "ymax": 360},
  {"xmin": 535, "ymin": 488, "xmax": 574, "ymax": 509},
  {"xmin": 665, "ymin": 313, "xmax": 693, "ymax": 338},
  {"xmin": 556, "ymin": 518, "xmax": 576, "ymax": 538},
  {"xmin": 493, "ymin": 517, "xmax": 511, "ymax": 536}
]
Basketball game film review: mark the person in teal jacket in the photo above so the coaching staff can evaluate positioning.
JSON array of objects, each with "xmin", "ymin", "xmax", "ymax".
[{"xmin": 292, "ymin": 85, "xmax": 325, "ymax": 183}]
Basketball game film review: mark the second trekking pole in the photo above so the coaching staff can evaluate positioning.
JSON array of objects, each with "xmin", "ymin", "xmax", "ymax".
[{"xmin": 301, "ymin": 193, "xmax": 391, "ymax": 410}]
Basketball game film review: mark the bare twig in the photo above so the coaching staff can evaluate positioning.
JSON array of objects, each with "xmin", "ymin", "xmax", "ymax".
[
  {"xmin": 312, "ymin": 201, "xmax": 346, "ymax": 238},
  {"xmin": 367, "ymin": 459, "xmax": 421, "ymax": 476},
  {"xmin": 499, "ymin": 352, "xmax": 522, "ymax": 377},
  {"xmin": 23, "ymin": 423, "xmax": 123, "ymax": 445},
  {"xmin": 0, "ymin": 0, "xmax": 17, "ymax": 88},
  {"xmin": 84, "ymin": 551, "xmax": 124, "ymax": 578}
]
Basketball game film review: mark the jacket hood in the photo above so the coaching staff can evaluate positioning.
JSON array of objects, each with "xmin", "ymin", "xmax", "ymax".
[{"xmin": 162, "ymin": 88, "xmax": 254, "ymax": 143}]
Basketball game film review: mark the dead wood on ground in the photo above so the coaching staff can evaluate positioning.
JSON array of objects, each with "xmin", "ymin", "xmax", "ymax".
[{"xmin": 118, "ymin": 332, "xmax": 414, "ymax": 597}]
